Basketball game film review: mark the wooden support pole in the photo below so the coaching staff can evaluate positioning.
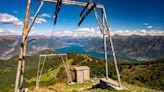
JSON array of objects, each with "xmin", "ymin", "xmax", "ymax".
[
  {"xmin": 94, "ymin": 9, "xmax": 108, "ymax": 34},
  {"xmin": 94, "ymin": 9, "xmax": 103, "ymax": 33},
  {"xmin": 36, "ymin": 55, "xmax": 41, "ymax": 89},
  {"xmin": 61, "ymin": 56, "xmax": 70, "ymax": 82},
  {"xmin": 65, "ymin": 55, "xmax": 73, "ymax": 83},
  {"xmin": 15, "ymin": 1, "xmax": 44, "ymax": 92},
  {"xmin": 102, "ymin": 10, "xmax": 108, "ymax": 79},
  {"xmin": 22, "ymin": 1, "xmax": 44, "ymax": 43},
  {"xmin": 103, "ymin": 33, "xmax": 108, "ymax": 79},
  {"xmin": 94, "ymin": 9, "xmax": 108, "ymax": 79},
  {"xmin": 14, "ymin": 0, "xmax": 31, "ymax": 92},
  {"xmin": 102, "ymin": 7, "xmax": 122, "ymax": 87},
  {"xmin": 19, "ymin": 0, "xmax": 31, "ymax": 90}
]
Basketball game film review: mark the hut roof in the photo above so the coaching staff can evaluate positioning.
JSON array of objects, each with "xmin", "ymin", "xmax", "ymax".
[{"xmin": 74, "ymin": 66, "xmax": 90, "ymax": 71}]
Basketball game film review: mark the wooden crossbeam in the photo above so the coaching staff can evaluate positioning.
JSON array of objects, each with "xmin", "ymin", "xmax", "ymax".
[
  {"xmin": 41, "ymin": 0, "xmax": 103, "ymax": 8},
  {"xmin": 40, "ymin": 53, "xmax": 67, "ymax": 57}
]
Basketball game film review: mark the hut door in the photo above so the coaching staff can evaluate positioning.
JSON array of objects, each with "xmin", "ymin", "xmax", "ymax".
[{"xmin": 78, "ymin": 70, "xmax": 83, "ymax": 82}]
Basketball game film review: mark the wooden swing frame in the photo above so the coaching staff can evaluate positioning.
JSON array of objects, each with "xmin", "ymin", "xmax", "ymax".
[{"xmin": 14, "ymin": 0, "xmax": 122, "ymax": 92}]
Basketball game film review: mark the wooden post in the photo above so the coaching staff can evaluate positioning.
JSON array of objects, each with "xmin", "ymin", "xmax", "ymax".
[
  {"xmin": 94, "ymin": 9, "xmax": 109, "ymax": 79},
  {"xmin": 15, "ymin": 0, "xmax": 31, "ymax": 92},
  {"xmin": 65, "ymin": 55, "xmax": 73, "ymax": 83},
  {"xmin": 103, "ymin": 33, "xmax": 108, "ymax": 79},
  {"xmin": 93, "ymin": 9, "xmax": 103, "ymax": 33},
  {"xmin": 15, "ymin": 1, "xmax": 44, "ymax": 92},
  {"xmin": 36, "ymin": 56, "xmax": 41, "ymax": 89},
  {"xmin": 102, "ymin": 7, "xmax": 122, "ymax": 87},
  {"xmin": 102, "ymin": 10, "xmax": 108, "ymax": 79},
  {"xmin": 20, "ymin": 0, "xmax": 31, "ymax": 89}
]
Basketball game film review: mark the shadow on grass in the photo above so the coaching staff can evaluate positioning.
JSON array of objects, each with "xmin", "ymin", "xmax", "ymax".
[{"xmin": 88, "ymin": 80, "xmax": 115, "ymax": 91}]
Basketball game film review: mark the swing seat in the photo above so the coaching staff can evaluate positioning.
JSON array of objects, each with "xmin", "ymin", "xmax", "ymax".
[
  {"xmin": 100, "ymin": 78, "xmax": 126, "ymax": 90},
  {"xmin": 67, "ymin": 81, "xmax": 75, "ymax": 85}
]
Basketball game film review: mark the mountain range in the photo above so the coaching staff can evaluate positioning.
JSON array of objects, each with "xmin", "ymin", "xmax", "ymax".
[
  {"xmin": 0, "ymin": 35, "xmax": 163, "ymax": 61},
  {"xmin": 84, "ymin": 35, "xmax": 164, "ymax": 61},
  {"xmin": 0, "ymin": 35, "xmax": 66, "ymax": 59}
]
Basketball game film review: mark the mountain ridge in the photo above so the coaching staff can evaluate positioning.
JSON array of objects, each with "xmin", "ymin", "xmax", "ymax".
[{"xmin": 0, "ymin": 35, "xmax": 163, "ymax": 61}]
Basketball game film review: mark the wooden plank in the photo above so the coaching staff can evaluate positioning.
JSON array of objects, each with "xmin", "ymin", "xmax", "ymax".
[
  {"xmin": 100, "ymin": 78, "xmax": 125, "ymax": 90},
  {"xmin": 40, "ymin": 54, "xmax": 67, "ymax": 57}
]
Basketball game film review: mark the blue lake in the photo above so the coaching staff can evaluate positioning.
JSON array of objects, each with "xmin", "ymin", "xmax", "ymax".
[{"xmin": 55, "ymin": 44, "xmax": 112, "ymax": 58}]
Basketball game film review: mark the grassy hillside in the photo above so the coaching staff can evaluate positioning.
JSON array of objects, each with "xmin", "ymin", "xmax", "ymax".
[
  {"xmin": 68, "ymin": 53, "xmax": 164, "ymax": 91},
  {"xmin": 0, "ymin": 50, "xmax": 61, "ymax": 91},
  {"xmin": 0, "ymin": 51, "xmax": 163, "ymax": 92},
  {"xmin": 28, "ymin": 81, "xmax": 159, "ymax": 92}
]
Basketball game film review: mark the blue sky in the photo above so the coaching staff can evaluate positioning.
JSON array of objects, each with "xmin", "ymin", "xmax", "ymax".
[{"xmin": 0, "ymin": 0, "xmax": 164, "ymax": 35}]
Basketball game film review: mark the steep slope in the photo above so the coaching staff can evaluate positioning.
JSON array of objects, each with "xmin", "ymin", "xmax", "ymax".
[
  {"xmin": 0, "ymin": 35, "xmax": 67, "ymax": 59},
  {"xmin": 120, "ymin": 59, "xmax": 164, "ymax": 90},
  {"xmin": 0, "ymin": 35, "xmax": 17, "ymax": 59}
]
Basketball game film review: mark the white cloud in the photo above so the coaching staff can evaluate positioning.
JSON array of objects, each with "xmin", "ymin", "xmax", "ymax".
[
  {"xmin": 77, "ymin": 28, "xmax": 94, "ymax": 32},
  {"xmin": 31, "ymin": 27, "xmax": 35, "ymax": 30},
  {"xmin": 63, "ymin": 0, "xmax": 72, "ymax": 1},
  {"xmin": 45, "ymin": 27, "xmax": 101, "ymax": 37},
  {"xmin": 13, "ymin": 10, "xmax": 18, "ymax": 14},
  {"xmin": 147, "ymin": 26, "xmax": 153, "ymax": 29},
  {"xmin": 0, "ymin": 13, "xmax": 23, "ymax": 26},
  {"xmin": 143, "ymin": 23, "xmax": 153, "ymax": 29},
  {"xmin": 111, "ymin": 29, "xmax": 164, "ymax": 36},
  {"xmin": 0, "ymin": 29, "xmax": 20, "ymax": 35},
  {"xmin": 143, "ymin": 23, "xmax": 149, "ymax": 26},
  {"xmin": 40, "ymin": 13, "xmax": 51, "ymax": 18},
  {"xmin": 30, "ymin": 17, "xmax": 47, "ymax": 24},
  {"xmin": 28, "ymin": 28, "xmax": 164, "ymax": 37}
]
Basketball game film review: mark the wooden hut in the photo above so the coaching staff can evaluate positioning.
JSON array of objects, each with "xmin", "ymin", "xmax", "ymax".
[{"xmin": 74, "ymin": 66, "xmax": 90, "ymax": 83}]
